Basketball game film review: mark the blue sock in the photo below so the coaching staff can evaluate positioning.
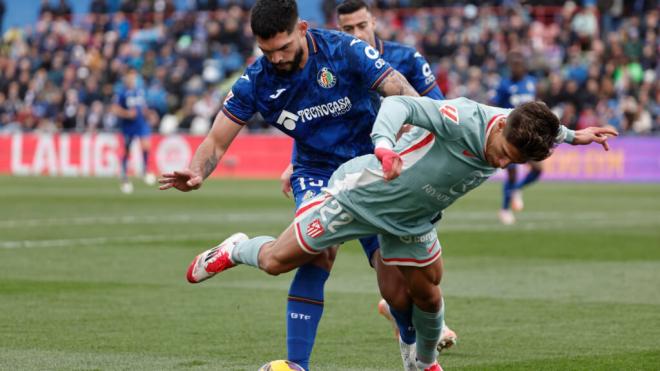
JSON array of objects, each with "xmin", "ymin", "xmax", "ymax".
[
  {"xmin": 502, "ymin": 178, "xmax": 516, "ymax": 209},
  {"xmin": 515, "ymin": 169, "xmax": 541, "ymax": 189},
  {"xmin": 389, "ymin": 306, "xmax": 416, "ymax": 345},
  {"xmin": 287, "ymin": 264, "xmax": 329, "ymax": 371},
  {"xmin": 121, "ymin": 154, "xmax": 129, "ymax": 180},
  {"xmin": 142, "ymin": 150, "xmax": 149, "ymax": 174}
]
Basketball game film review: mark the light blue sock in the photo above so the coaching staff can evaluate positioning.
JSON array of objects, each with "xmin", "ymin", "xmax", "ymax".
[
  {"xmin": 230, "ymin": 236, "xmax": 275, "ymax": 268},
  {"xmin": 412, "ymin": 302, "xmax": 444, "ymax": 364}
]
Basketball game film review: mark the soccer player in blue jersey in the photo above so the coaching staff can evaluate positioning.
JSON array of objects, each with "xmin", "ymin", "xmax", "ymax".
[
  {"xmin": 492, "ymin": 51, "xmax": 540, "ymax": 225},
  {"xmin": 159, "ymin": 1, "xmax": 424, "ymax": 369},
  {"xmin": 111, "ymin": 68, "xmax": 156, "ymax": 194}
]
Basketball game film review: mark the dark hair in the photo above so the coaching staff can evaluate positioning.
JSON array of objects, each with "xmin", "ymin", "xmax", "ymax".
[
  {"xmin": 337, "ymin": 0, "xmax": 369, "ymax": 15},
  {"xmin": 250, "ymin": 0, "xmax": 299, "ymax": 39},
  {"xmin": 505, "ymin": 101, "xmax": 560, "ymax": 161}
]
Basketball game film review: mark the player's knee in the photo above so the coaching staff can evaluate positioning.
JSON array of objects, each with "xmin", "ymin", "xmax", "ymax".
[
  {"xmin": 309, "ymin": 247, "xmax": 337, "ymax": 271},
  {"xmin": 381, "ymin": 287, "xmax": 411, "ymax": 312},
  {"xmin": 260, "ymin": 257, "xmax": 286, "ymax": 276}
]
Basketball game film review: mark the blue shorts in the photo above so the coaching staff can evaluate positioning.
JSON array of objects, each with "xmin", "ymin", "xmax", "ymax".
[
  {"xmin": 122, "ymin": 122, "xmax": 151, "ymax": 139},
  {"xmin": 291, "ymin": 170, "xmax": 379, "ymax": 265}
]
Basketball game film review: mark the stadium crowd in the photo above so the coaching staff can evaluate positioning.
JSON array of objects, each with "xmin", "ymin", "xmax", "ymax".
[{"xmin": 0, "ymin": 0, "xmax": 657, "ymax": 134}]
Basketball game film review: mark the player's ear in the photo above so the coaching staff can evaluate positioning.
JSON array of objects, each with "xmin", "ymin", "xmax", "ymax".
[{"xmin": 297, "ymin": 20, "xmax": 308, "ymax": 37}]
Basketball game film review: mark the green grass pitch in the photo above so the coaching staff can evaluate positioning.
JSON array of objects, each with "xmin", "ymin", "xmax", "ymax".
[{"xmin": 1, "ymin": 176, "xmax": 659, "ymax": 370}]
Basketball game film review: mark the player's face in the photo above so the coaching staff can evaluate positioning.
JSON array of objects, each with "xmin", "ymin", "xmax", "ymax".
[
  {"xmin": 485, "ymin": 119, "xmax": 526, "ymax": 168},
  {"xmin": 257, "ymin": 21, "xmax": 308, "ymax": 75},
  {"xmin": 124, "ymin": 72, "xmax": 137, "ymax": 89},
  {"xmin": 510, "ymin": 58, "xmax": 526, "ymax": 80},
  {"xmin": 337, "ymin": 8, "xmax": 376, "ymax": 47}
]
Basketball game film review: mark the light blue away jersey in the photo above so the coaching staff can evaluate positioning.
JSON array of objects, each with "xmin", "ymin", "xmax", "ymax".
[{"xmin": 223, "ymin": 28, "xmax": 395, "ymax": 173}]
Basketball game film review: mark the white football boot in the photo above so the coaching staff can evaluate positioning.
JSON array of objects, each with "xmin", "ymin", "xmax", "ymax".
[
  {"xmin": 437, "ymin": 324, "xmax": 458, "ymax": 353},
  {"xmin": 511, "ymin": 190, "xmax": 524, "ymax": 212},
  {"xmin": 498, "ymin": 209, "xmax": 515, "ymax": 225},
  {"xmin": 186, "ymin": 233, "xmax": 248, "ymax": 283}
]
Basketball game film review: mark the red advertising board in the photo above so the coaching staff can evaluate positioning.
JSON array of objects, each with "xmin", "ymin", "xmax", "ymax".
[{"xmin": 0, "ymin": 133, "xmax": 293, "ymax": 178}]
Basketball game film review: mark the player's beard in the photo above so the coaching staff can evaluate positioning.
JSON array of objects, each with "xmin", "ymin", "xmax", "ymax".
[{"xmin": 272, "ymin": 47, "xmax": 304, "ymax": 76}]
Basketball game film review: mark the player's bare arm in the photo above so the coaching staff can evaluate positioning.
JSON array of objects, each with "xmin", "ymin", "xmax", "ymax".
[
  {"xmin": 159, "ymin": 111, "xmax": 243, "ymax": 191},
  {"xmin": 376, "ymin": 69, "xmax": 420, "ymax": 97}
]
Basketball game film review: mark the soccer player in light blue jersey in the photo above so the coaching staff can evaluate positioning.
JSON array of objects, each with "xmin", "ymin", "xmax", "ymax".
[
  {"xmin": 178, "ymin": 96, "xmax": 617, "ymax": 371},
  {"xmin": 111, "ymin": 68, "xmax": 156, "ymax": 194},
  {"xmin": 274, "ymin": 0, "xmax": 453, "ymax": 367},
  {"xmin": 492, "ymin": 51, "xmax": 540, "ymax": 225},
  {"xmin": 330, "ymin": 0, "xmax": 458, "ymax": 359},
  {"xmin": 158, "ymin": 0, "xmax": 424, "ymax": 369}
]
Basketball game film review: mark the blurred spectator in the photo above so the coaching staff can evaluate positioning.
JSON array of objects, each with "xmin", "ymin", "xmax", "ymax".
[{"xmin": 0, "ymin": 1, "xmax": 657, "ymax": 135}]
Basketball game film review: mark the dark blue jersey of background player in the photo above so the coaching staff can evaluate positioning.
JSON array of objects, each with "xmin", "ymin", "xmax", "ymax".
[
  {"xmin": 375, "ymin": 36, "xmax": 444, "ymax": 100},
  {"xmin": 492, "ymin": 58, "xmax": 536, "ymax": 108},
  {"xmin": 113, "ymin": 76, "xmax": 150, "ymax": 137},
  {"xmin": 223, "ymin": 28, "xmax": 396, "ymax": 176}
]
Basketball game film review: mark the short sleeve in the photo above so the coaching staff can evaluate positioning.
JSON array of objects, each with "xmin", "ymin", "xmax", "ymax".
[
  {"xmin": 222, "ymin": 74, "xmax": 256, "ymax": 126},
  {"xmin": 407, "ymin": 51, "xmax": 444, "ymax": 100},
  {"xmin": 343, "ymin": 37, "xmax": 394, "ymax": 90}
]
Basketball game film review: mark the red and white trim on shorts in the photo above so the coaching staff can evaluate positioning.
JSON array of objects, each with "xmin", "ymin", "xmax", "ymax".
[
  {"xmin": 381, "ymin": 240, "xmax": 442, "ymax": 267},
  {"xmin": 295, "ymin": 194, "xmax": 330, "ymax": 219},
  {"xmin": 293, "ymin": 221, "xmax": 322, "ymax": 255}
]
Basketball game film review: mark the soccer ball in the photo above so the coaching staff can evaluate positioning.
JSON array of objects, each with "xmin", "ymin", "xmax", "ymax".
[{"xmin": 258, "ymin": 360, "xmax": 305, "ymax": 371}]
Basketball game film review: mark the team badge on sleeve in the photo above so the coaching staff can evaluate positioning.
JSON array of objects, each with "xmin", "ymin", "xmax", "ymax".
[{"xmin": 317, "ymin": 67, "xmax": 337, "ymax": 89}]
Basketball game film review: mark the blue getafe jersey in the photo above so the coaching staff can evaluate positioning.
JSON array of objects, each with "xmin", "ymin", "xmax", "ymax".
[
  {"xmin": 114, "ymin": 88, "xmax": 148, "ymax": 129},
  {"xmin": 376, "ymin": 37, "xmax": 444, "ymax": 100},
  {"xmin": 223, "ymin": 28, "xmax": 395, "ymax": 174},
  {"xmin": 492, "ymin": 75, "xmax": 536, "ymax": 108}
]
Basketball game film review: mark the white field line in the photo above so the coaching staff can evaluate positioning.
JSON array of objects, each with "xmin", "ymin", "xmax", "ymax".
[
  {"xmin": 0, "ymin": 232, "xmax": 226, "ymax": 249},
  {"xmin": 2, "ymin": 210, "xmax": 658, "ymax": 229},
  {"xmin": 0, "ymin": 212, "xmax": 290, "ymax": 228}
]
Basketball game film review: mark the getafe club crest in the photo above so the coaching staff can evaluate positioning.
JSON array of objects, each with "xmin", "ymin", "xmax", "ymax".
[{"xmin": 317, "ymin": 67, "xmax": 337, "ymax": 89}]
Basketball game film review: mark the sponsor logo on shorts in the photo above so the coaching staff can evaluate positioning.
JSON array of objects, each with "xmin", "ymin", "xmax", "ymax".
[
  {"xmin": 399, "ymin": 230, "xmax": 436, "ymax": 244},
  {"xmin": 306, "ymin": 218, "xmax": 325, "ymax": 238}
]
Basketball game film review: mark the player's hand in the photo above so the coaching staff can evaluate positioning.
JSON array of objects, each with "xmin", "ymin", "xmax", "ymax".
[
  {"xmin": 375, "ymin": 148, "xmax": 402, "ymax": 181},
  {"xmin": 158, "ymin": 169, "xmax": 203, "ymax": 192},
  {"xmin": 280, "ymin": 163, "xmax": 294, "ymax": 198},
  {"xmin": 573, "ymin": 126, "xmax": 619, "ymax": 151}
]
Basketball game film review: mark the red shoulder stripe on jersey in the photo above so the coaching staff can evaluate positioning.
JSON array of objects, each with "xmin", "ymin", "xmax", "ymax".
[
  {"xmin": 420, "ymin": 82, "xmax": 438, "ymax": 97},
  {"xmin": 486, "ymin": 114, "xmax": 505, "ymax": 131},
  {"xmin": 399, "ymin": 133, "xmax": 435, "ymax": 156},
  {"xmin": 222, "ymin": 107, "xmax": 247, "ymax": 126},
  {"xmin": 295, "ymin": 222, "xmax": 319, "ymax": 254},
  {"xmin": 370, "ymin": 67, "xmax": 394, "ymax": 90},
  {"xmin": 382, "ymin": 241, "xmax": 441, "ymax": 264},
  {"xmin": 307, "ymin": 32, "xmax": 318, "ymax": 54}
]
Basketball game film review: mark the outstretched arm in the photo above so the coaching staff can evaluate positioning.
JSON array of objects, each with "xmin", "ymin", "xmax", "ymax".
[
  {"xmin": 159, "ymin": 111, "xmax": 243, "ymax": 191},
  {"xmin": 570, "ymin": 126, "xmax": 618, "ymax": 151}
]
